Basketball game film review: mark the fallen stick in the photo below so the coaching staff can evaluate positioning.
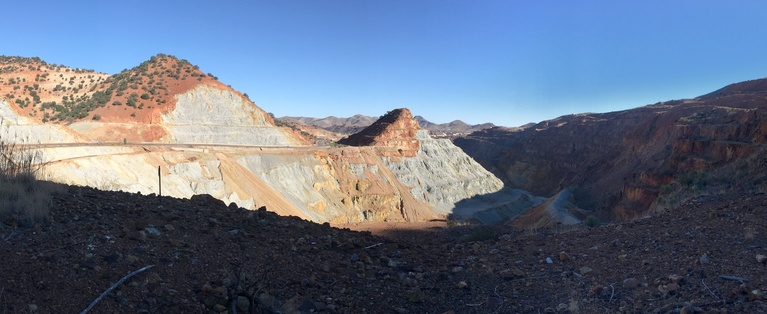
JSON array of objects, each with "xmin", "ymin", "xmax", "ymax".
[
  {"xmin": 364, "ymin": 243, "xmax": 383, "ymax": 249},
  {"xmin": 80, "ymin": 264, "xmax": 155, "ymax": 314},
  {"xmin": 719, "ymin": 275, "xmax": 749, "ymax": 282},
  {"xmin": 701, "ymin": 279, "xmax": 720, "ymax": 300}
]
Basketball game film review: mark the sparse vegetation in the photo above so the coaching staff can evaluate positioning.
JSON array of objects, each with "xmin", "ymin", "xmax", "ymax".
[
  {"xmin": 1, "ymin": 53, "xmax": 213, "ymax": 124},
  {"xmin": 659, "ymin": 184, "xmax": 675, "ymax": 195},
  {"xmin": 680, "ymin": 171, "xmax": 708, "ymax": 189}
]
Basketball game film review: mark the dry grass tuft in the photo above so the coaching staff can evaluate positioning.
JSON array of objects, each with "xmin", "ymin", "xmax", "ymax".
[{"xmin": 0, "ymin": 128, "xmax": 52, "ymax": 228}]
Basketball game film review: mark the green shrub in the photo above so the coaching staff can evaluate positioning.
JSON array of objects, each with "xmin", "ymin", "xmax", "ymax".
[{"xmin": 584, "ymin": 215, "xmax": 601, "ymax": 228}]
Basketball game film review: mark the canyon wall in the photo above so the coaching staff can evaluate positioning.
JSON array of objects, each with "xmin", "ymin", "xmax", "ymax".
[{"xmin": 455, "ymin": 79, "xmax": 767, "ymax": 220}]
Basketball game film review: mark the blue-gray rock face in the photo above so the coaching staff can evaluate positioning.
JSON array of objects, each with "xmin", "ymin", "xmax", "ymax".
[{"xmin": 383, "ymin": 130, "xmax": 505, "ymax": 215}]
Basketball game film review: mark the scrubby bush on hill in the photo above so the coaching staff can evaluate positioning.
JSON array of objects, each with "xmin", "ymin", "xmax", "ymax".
[{"xmin": 0, "ymin": 127, "xmax": 51, "ymax": 228}]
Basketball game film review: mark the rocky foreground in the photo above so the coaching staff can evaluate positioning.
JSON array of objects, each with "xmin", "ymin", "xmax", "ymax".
[{"xmin": 1, "ymin": 183, "xmax": 766, "ymax": 313}]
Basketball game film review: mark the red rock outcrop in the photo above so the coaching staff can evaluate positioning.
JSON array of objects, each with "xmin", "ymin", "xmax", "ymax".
[{"xmin": 337, "ymin": 108, "xmax": 421, "ymax": 157}]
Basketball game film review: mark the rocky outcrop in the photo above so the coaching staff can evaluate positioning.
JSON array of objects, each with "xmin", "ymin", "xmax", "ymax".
[
  {"xmin": 338, "ymin": 108, "xmax": 421, "ymax": 156},
  {"xmin": 455, "ymin": 78, "xmax": 767, "ymax": 220}
]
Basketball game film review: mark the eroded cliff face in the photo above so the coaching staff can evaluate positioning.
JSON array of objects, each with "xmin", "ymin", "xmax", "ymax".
[
  {"xmin": 234, "ymin": 147, "xmax": 437, "ymax": 223},
  {"xmin": 159, "ymin": 85, "xmax": 299, "ymax": 145},
  {"xmin": 383, "ymin": 130, "xmax": 504, "ymax": 214}
]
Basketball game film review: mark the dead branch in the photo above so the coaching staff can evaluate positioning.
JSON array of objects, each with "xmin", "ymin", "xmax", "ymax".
[
  {"xmin": 719, "ymin": 275, "xmax": 749, "ymax": 282},
  {"xmin": 80, "ymin": 264, "xmax": 155, "ymax": 314},
  {"xmin": 702, "ymin": 279, "xmax": 720, "ymax": 300},
  {"xmin": 364, "ymin": 242, "xmax": 383, "ymax": 249}
]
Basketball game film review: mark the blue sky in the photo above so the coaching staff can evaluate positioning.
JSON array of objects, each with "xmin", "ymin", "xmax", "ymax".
[{"xmin": 2, "ymin": 1, "xmax": 767, "ymax": 127}]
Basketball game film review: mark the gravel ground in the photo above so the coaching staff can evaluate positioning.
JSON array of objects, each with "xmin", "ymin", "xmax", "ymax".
[{"xmin": 1, "ymin": 184, "xmax": 766, "ymax": 313}]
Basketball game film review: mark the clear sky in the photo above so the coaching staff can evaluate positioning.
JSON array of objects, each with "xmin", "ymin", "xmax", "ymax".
[{"xmin": 2, "ymin": 1, "xmax": 767, "ymax": 127}]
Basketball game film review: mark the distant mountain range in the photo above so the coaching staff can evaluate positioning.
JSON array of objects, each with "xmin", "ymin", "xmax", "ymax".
[{"xmin": 279, "ymin": 114, "xmax": 499, "ymax": 137}]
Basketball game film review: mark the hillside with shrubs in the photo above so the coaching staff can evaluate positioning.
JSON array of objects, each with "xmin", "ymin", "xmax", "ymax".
[{"xmin": 0, "ymin": 54, "xmax": 245, "ymax": 125}]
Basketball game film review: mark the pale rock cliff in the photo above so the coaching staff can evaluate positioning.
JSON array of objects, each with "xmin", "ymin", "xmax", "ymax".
[
  {"xmin": 0, "ymin": 99, "xmax": 84, "ymax": 143},
  {"xmin": 44, "ymin": 147, "xmax": 437, "ymax": 223},
  {"xmin": 44, "ymin": 151, "xmax": 270, "ymax": 214},
  {"xmin": 160, "ymin": 85, "xmax": 298, "ymax": 145},
  {"xmin": 235, "ymin": 148, "xmax": 438, "ymax": 223}
]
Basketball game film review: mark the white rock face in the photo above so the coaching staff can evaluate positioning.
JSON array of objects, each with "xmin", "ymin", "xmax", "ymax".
[
  {"xmin": 236, "ymin": 154, "xmax": 338, "ymax": 222},
  {"xmin": 384, "ymin": 130, "xmax": 505, "ymax": 214},
  {"xmin": 161, "ymin": 86, "xmax": 296, "ymax": 145},
  {"xmin": 44, "ymin": 151, "xmax": 256, "ymax": 210},
  {"xmin": 0, "ymin": 99, "xmax": 84, "ymax": 143}
]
